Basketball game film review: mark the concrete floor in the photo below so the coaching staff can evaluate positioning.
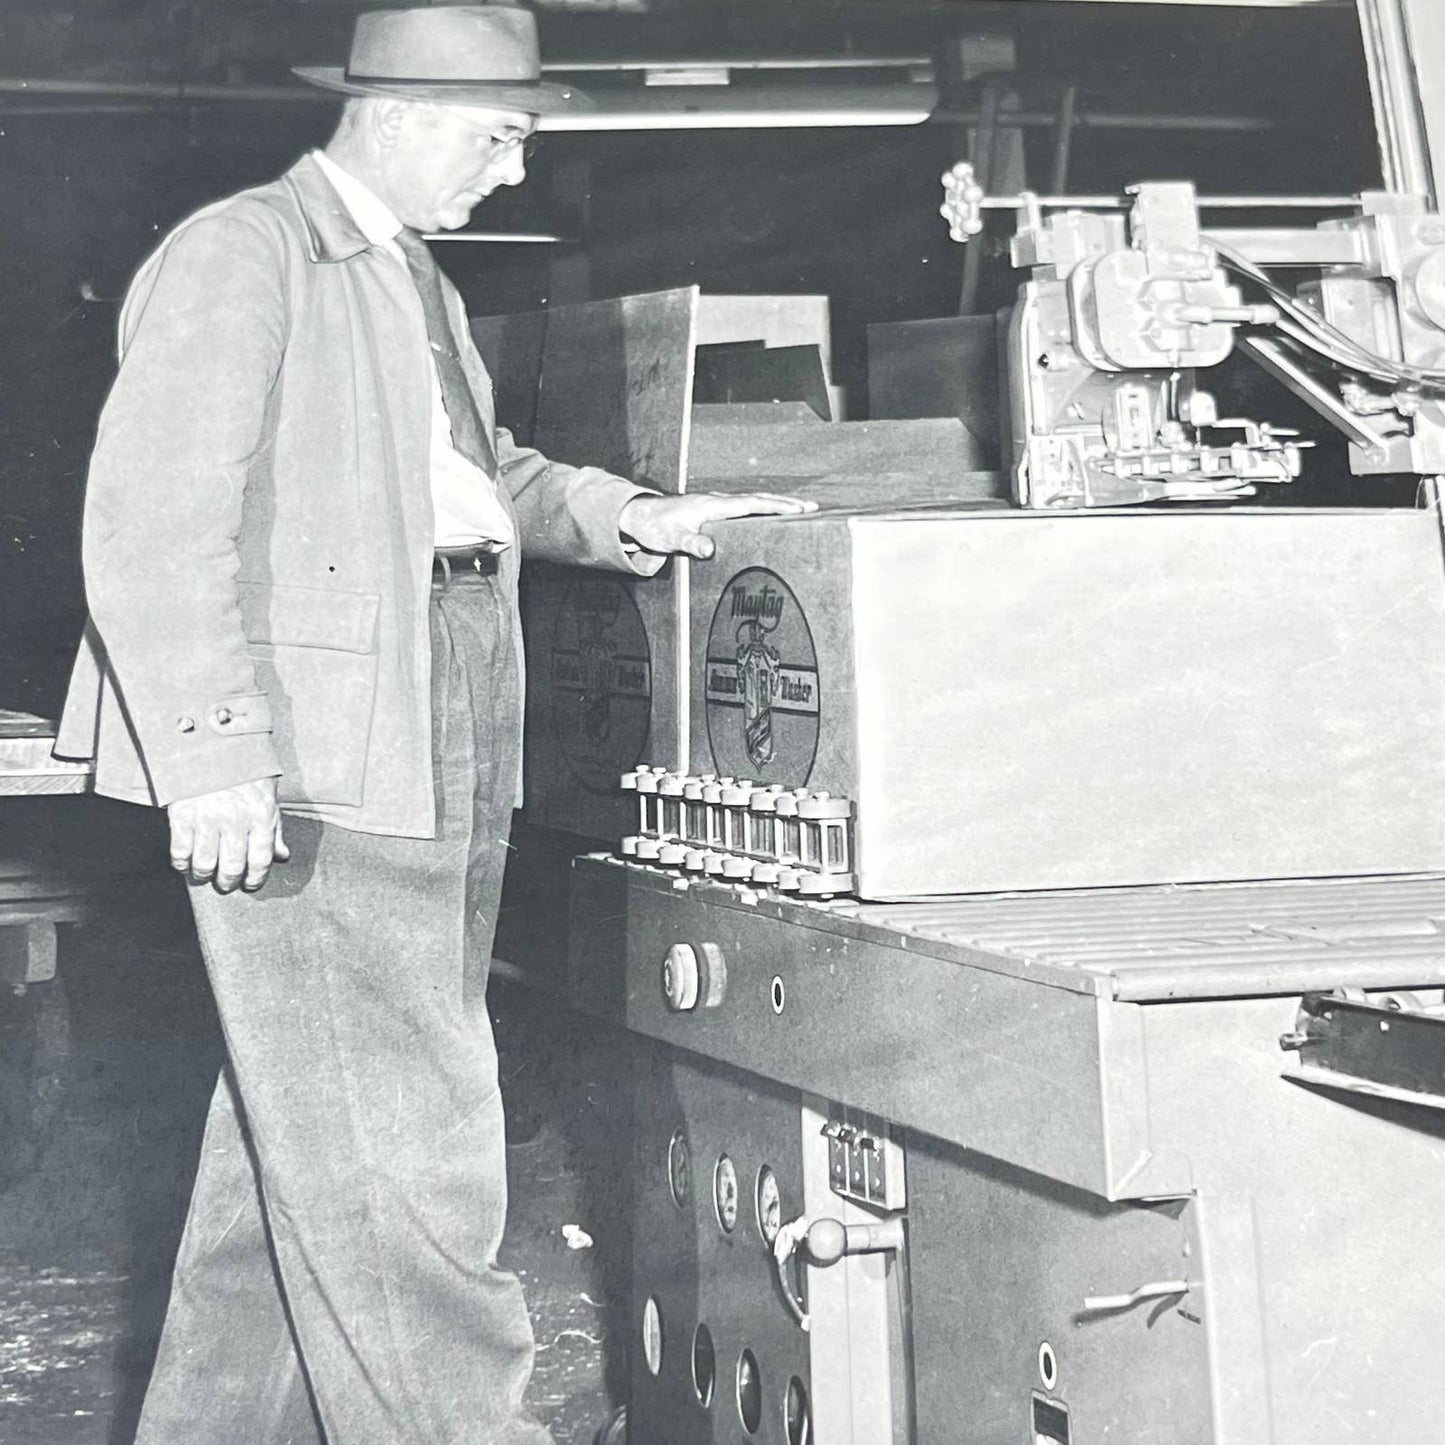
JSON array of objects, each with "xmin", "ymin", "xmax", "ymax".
[{"xmin": 0, "ymin": 819, "xmax": 632, "ymax": 1445}]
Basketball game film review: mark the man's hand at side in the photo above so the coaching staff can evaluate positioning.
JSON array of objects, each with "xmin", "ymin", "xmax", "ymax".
[
  {"xmin": 168, "ymin": 777, "xmax": 289, "ymax": 894},
  {"xmin": 619, "ymin": 492, "xmax": 815, "ymax": 560}
]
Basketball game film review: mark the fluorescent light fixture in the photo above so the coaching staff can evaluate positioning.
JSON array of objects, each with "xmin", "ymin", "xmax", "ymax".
[{"xmin": 541, "ymin": 57, "xmax": 934, "ymax": 73}]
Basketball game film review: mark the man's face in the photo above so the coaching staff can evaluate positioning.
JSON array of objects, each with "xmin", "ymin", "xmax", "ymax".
[{"xmin": 387, "ymin": 103, "xmax": 535, "ymax": 231}]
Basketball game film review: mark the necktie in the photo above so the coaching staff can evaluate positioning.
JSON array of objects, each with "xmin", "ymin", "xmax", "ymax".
[{"xmin": 395, "ymin": 228, "xmax": 499, "ymax": 478}]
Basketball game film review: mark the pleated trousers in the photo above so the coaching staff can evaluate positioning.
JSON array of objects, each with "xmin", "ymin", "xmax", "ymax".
[{"xmin": 135, "ymin": 570, "xmax": 552, "ymax": 1445}]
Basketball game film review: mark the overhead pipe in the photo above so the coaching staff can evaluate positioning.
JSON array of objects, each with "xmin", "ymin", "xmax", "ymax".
[{"xmin": 0, "ymin": 77, "xmax": 318, "ymax": 104}]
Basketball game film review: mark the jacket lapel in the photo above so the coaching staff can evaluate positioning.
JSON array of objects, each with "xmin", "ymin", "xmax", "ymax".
[{"xmin": 283, "ymin": 154, "xmax": 373, "ymax": 264}]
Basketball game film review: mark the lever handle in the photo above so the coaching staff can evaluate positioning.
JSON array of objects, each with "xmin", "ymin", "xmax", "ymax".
[
  {"xmin": 1080, "ymin": 1279, "xmax": 1191, "ymax": 1314},
  {"xmin": 804, "ymin": 1216, "xmax": 906, "ymax": 1266},
  {"xmin": 771, "ymin": 1214, "xmax": 908, "ymax": 1333}
]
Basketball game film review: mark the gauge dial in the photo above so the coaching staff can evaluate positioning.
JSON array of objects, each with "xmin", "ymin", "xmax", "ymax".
[
  {"xmin": 755, "ymin": 1165, "xmax": 782, "ymax": 1245},
  {"xmin": 714, "ymin": 1154, "xmax": 739, "ymax": 1233},
  {"xmin": 668, "ymin": 1131, "xmax": 691, "ymax": 1207}
]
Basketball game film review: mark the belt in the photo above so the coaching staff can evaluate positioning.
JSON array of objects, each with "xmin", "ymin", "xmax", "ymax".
[{"xmin": 433, "ymin": 546, "xmax": 502, "ymax": 585}]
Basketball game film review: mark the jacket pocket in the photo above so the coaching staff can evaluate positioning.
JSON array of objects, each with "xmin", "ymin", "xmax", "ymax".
[{"xmin": 238, "ymin": 581, "xmax": 381, "ymax": 808}]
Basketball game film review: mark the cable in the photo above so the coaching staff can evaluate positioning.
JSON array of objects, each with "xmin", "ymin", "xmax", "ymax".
[
  {"xmin": 1209, "ymin": 237, "xmax": 1445, "ymax": 392},
  {"xmin": 1216, "ymin": 255, "xmax": 1394, "ymax": 374},
  {"xmin": 1273, "ymin": 317, "xmax": 1402, "ymax": 384}
]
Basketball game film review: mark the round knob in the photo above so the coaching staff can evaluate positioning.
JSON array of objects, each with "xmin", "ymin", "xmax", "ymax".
[
  {"xmin": 802, "ymin": 1215, "xmax": 906, "ymax": 1267},
  {"xmin": 662, "ymin": 943, "xmax": 700, "ymax": 1012},
  {"xmin": 805, "ymin": 1219, "xmax": 848, "ymax": 1266}
]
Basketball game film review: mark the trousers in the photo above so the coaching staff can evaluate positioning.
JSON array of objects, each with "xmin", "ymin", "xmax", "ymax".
[{"xmin": 134, "ymin": 572, "xmax": 552, "ymax": 1445}]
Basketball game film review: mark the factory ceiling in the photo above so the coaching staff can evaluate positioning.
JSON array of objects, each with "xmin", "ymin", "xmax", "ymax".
[
  {"xmin": 0, "ymin": 0, "xmax": 1358, "ymax": 130},
  {"xmin": 0, "ymin": 0, "xmax": 1352, "ymax": 72}
]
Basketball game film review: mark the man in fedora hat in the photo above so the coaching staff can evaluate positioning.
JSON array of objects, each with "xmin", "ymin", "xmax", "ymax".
[{"xmin": 56, "ymin": 4, "xmax": 808, "ymax": 1440}]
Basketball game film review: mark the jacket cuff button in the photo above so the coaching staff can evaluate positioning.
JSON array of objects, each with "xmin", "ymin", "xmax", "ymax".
[
  {"xmin": 215, "ymin": 707, "xmax": 234, "ymax": 726},
  {"xmin": 177, "ymin": 716, "xmax": 197, "ymax": 734}
]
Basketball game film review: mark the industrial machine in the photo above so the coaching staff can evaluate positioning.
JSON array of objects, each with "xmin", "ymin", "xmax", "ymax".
[
  {"xmin": 494, "ymin": 1, "xmax": 1445, "ymax": 1441},
  {"xmin": 473, "ymin": 288, "xmax": 999, "ymax": 846}
]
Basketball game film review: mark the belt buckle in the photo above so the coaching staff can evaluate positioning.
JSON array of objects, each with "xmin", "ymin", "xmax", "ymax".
[{"xmin": 434, "ymin": 546, "xmax": 499, "ymax": 586}]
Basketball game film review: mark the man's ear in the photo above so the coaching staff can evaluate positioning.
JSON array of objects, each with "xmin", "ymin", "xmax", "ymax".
[{"xmin": 370, "ymin": 98, "xmax": 416, "ymax": 148}]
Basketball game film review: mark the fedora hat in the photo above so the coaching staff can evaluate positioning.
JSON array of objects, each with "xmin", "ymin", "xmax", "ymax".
[{"xmin": 294, "ymin": 4, "xmax": 592, "ymax": 115}]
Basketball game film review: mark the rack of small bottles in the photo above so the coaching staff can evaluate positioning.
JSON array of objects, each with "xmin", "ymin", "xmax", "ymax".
[{"xmin": 620, "ymin": 766, "xmax": 855, "ymax": 896}]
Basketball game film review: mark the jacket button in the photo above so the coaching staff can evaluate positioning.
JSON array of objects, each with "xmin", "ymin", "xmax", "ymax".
[
  {"xmin": 215, "ymin": 707, "xmax": 234, "ymax": 726},
  {"xmin": 177, "ymin": 716, "xmax": 197, "ymax": 734}
]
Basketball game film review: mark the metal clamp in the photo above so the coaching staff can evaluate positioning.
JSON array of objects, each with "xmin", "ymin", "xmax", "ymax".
[{"xmin": 1282, "ymin": 989, "xmax": 1445, "ymax": 1110}]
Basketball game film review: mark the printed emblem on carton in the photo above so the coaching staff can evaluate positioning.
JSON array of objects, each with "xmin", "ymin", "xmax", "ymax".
[
  {"xmin": 550, "ymin": 578, "xmax": 652, "ymax": 793},
  {"xmin": 705, "ymin": 568, "xmax": 819, "ymax": 783}
]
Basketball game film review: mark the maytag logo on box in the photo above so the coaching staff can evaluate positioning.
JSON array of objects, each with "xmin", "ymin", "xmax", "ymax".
[{"xmin": 705, "ymin": 568, "xmax": 819, "ymax": 782}]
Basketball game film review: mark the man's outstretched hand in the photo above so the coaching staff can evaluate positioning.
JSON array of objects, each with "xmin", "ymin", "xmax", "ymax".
[
  {"xmin": 169, "ymin": 776, "xmax": 289, "ymax": 894},
  {"xmin": 619, "ymin": 492, "xmax": 815, "ymax": 560}
]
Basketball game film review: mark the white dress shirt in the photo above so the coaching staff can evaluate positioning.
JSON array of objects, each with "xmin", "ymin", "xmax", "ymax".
[{"xmin": 313, "ymin": 149, "xmax": 515, "ymax": 552}]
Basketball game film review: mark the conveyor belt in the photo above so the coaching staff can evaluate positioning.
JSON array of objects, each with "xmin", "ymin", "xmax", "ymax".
[{"xmin": 830, "ymin": 875, "xmax": 1445, "ymax": 1001}]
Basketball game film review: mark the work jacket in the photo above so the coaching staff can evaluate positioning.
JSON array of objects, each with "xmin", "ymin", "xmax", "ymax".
[{"xmin": 56, "ymin": 153, "xmax": 659, "ymax": 837}]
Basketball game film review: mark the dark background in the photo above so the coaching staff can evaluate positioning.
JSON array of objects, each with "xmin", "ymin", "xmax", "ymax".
[{"xmin": 0, "ymin": 0, "xmax": 1382, "ymax": 719}]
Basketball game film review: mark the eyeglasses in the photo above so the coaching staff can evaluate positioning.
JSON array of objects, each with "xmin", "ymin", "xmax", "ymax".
[{"xmin": 475, "ymin": 130, "xmax": 541, "ymax": 162}]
